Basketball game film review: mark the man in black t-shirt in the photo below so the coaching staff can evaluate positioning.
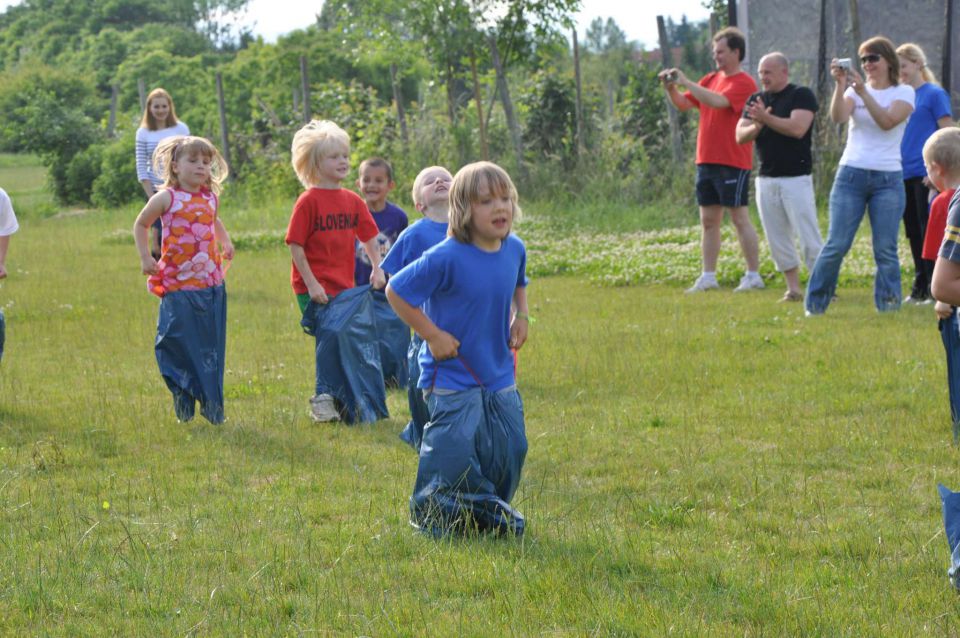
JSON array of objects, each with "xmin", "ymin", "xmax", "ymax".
[{"xmin": 736, "ymin": 52, "xmax": 824, "ymax": 302}]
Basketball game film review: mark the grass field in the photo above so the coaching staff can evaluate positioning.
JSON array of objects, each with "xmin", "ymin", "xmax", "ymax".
[{"xmin": 2, "ymin": 157, "xmax": 960, "ymax": 635}]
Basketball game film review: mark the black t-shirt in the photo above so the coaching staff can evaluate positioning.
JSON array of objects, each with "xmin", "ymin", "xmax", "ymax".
[{"xmin": 743, "ymin": 84, "xmax": 818, "ymax": 177}]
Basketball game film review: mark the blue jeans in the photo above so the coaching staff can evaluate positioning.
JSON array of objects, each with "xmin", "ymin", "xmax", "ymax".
[{"xmin": 805, "ymin": 165, "xmax": 905, "ymax": 314}]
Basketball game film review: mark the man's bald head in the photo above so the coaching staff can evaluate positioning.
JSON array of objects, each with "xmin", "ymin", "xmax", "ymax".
[{"xmin": 758, "ymin": 52, "xmax": 790, "ymax": 92}]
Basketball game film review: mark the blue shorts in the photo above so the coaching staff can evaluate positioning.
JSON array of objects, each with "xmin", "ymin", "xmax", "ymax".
[{"xmin": 696, "ymin": 163, "xmax": 751, "ymax": 207}]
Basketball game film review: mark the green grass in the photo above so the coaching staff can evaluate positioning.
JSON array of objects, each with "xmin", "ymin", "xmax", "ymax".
[{"xmin": 2, "ymin": 157, "xmax": 960, "ymax": 635}]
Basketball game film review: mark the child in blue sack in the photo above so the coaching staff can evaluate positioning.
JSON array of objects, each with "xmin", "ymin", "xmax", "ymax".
[
  {"xmin": 381, "ymin": 166, "xmax": 453, "ymax": 451},
  {"xmin": 133, "ymin": 136, "xmax": 233, "ymax": 424},
  {"xmin": 285, "ymin": 120, "xmax": 387, "ymax": 424},
  {"xmin": 386, "ymin": 161, "xmax": 530, "ymax": 537},
  {"xmin": 927, "ymin": 128, "xmax": 960, "ymax": 440}
]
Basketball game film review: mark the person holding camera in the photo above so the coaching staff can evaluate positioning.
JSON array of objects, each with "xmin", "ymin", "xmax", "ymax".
[
  {"xmin": 804, "ymin": 36, "xmax": 915, "ymax": 315},
  {"xmin": 659, "ymin": 26, "xmax": 762, "ymax": 294},
  {"xmin": 735, "ymin": 52, "xmax": 823, "ymax": 303}
]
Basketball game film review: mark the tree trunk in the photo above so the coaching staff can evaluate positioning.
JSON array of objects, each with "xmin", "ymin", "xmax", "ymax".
[
  {"xmin": 390, "ymin": 63, "xmax": 409, "ymax": 146},
  {"xmin": 215, "ymin": 72, "xmax": 232, "ymax": 177},
  {"xmin": 469, "ymin": 49, "xmax": 489, "ymax": 160},
  {"xmin": 657, "ymin": 16, "xmax": 683, "ymax": 164},
  {"xmin": 488, "ymin": 32, "xmax": 525, "ymax": 178},
  {"xmin": 572, "ymin": 29, "xmax": 584, "ymax": 157}
]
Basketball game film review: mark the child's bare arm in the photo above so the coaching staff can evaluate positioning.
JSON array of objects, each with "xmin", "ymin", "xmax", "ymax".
[
  {"xmin": 509, "ymin": 286, "xmax": 529, "ymax": 350},
  {"xmin": 360, "ymin": 236, "xmax": 386, "ymax": 289},
  {"xmin": 214, "ymin": 218, "xmax": 234, "ymax": 260},
  {"xmin": 133, "ymin": 191, "xmax": 171, "ymax": 275},
  {"xmin": 932, "ymin": 257, "xmax": 960, "ymax": 306},
  {"xmin": 289, "ymin": 243, "xmax": 328, "ymax": 304},
  {"xmin": 386, "ymin": 284, "xmax": 459, "ymax": 360},
  {"xmin": 0, "ymin": 234, "xmax": 9, "ymax": 279}
]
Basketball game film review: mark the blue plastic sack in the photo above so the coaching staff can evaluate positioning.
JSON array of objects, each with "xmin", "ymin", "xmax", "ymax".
[
  {"xmin": 411, "ymin": 386, "xmax": 527, "ymax": 536},
  {"xmin": 155, "ymin": 285, "xmax": 226, "ymax": 424},
  {"xmin": 939, "ymin": 311, "xmax": 960, "ymax": 442},
  {"xmin": 939, "ymin": 484, "xmax": 960, "ymax": 590},
  {"xmin": 399, "ymin": 334, "xmax": 430, "ymax": 452},
  {"xmin": 371, "ymin": 289, "xmax": 410, "ymax": 388},
  {"xmin": 0, "ymin": 308, "xmax": 5, "ymax": 363},
  {"xmin": 300, "ymin": 285, "xmax": 388, "ymax": 424}
]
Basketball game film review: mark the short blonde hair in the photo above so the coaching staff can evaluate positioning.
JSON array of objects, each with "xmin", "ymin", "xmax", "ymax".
[
  {"xmin": 291, "ymin": 120, "xmax": 350, "ymax": 188},
  {"xmin": 923, "ymin": 127, "xmax": 960, "ymax": 174},
  {"xmin": 411, "ymin": 165, "xmax": 452, "ymax": 208},
  {"xmin": 448, "ymin": 161, "xmax": 522, "ymax": 244},
  {"xmin": 152, "ymin": 136, "xmax": 229, "ymax": 195}
]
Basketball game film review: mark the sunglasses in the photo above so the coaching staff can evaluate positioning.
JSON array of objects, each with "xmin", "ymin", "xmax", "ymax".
[{"xmin": 860, "ymin": 54, "xmax": 882, "ymax": 64}]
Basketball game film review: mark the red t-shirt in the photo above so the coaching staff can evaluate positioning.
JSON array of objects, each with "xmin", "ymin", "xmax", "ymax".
[
  {"xmin": 685, "ymin": 71, "xmax": 757, "ymax": 170},
  {"xmin": 923, "ymin": 188, "xmax": 957, "ymax": 261},
  {"xmin": 285, "ymin": 188, "xmax": 379, "ymax": 296}
]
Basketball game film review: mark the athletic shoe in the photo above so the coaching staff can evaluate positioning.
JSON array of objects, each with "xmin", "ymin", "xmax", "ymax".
[
  {"xmin": 733, "ymin": 272, "xmax": 765, "ymax": 292},
  {"xmin": 309, "ymin": 394, "xmax": 340, "ymax": 422},
  {"xmin": 685, "ymin": 275, "xmax": 719, "ymax": 293},
  {"xmin": 905, "ymin": 294, "xmax": 932, "ymax": 304}
]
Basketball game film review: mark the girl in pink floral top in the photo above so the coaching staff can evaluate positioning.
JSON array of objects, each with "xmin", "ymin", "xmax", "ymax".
[{"xmin": 133, "ymin": 136, "xmax": 234, "ymax": 424}]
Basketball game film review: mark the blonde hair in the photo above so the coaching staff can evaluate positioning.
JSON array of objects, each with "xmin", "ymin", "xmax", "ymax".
[
  {"xmin": 291, "ymin": 120, "xmax": 350, "ymax": 188},
  {"xmin": 152, "ymin": 136, "xmax": 229, "ymax": 195},
  {"xmin": 923, "ymin": 127, "xmax": 960, "ymax": 174},
  {"xmin": 448, "ymin": 161, "xmax": 522, "ymax": 244},
  {"xmin": 411, "ymin": 165, "xmax": 452, "ymax": 208},
  {"xmin": 859, "ymin": 36, "xmax": 900, "ymax": 86},
  {"xmin": 140, "ymin": 88, "xmax": 181, "ymax": 131},
  {"xmin": 896, "ymin": 42, "xmax": 939, "ymax": 85}
]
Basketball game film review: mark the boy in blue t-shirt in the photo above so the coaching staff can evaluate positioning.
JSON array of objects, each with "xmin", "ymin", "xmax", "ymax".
[
  {"xmin": 386, "ymin": 161, "xmax": 530, "ymax": 537},
  {"xmin": 381, "ymin": 165, "xmax": 453, "ymax": 451},
  {"xmin": 354, "ymin": 158, "xmax": 408, "ymax": 285},
  {"xmin": 927, "ymin": 128, "xmax": 960, "ymax": 439}
]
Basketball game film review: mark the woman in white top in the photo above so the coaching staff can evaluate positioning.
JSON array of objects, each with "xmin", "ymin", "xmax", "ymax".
[
  {"xmin": 805, "ymin": 36, "xmax": 915, "ymax": 315},
  {"xmin": 135, "ymin": 88, "xmax": 189, "ymax": 258}
]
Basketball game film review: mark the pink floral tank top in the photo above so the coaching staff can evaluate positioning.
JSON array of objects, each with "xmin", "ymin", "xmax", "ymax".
[{"xmin": 148, "ymin": 187, "xmax": 224, "ymax": 297}]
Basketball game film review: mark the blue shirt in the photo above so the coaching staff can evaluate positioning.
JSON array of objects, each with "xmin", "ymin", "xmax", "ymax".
[
  {"xmin": 381, "ymin": 217, "xmax": 449, "ymax": 275},
  {"xmin": 354, "ymin": 201, "xmax": 408, "ymax": 285},
  {"xmin": 939, "ymin": 190, "xmax": 960, "ymax": 263},
  {"xmin": 901, "ymin": 83, "xmax": 953, "ymax": 179},
  {"xmin": 388, "ymin": 235, "xmax": 527, "ymax": 391}
]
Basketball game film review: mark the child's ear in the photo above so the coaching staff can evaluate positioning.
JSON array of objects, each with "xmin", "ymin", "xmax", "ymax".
[
  {"xmin": 355, "ymin": 178, "xmax": 362, "ymax": 189},
  {"xmin": 386, "ymin": 180, "xmax": 396, "ymax": 192}
]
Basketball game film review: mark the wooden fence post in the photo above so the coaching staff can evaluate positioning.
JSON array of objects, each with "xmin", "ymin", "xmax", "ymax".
[
  {"xmin": 942, "ymin": 0, "xmax": 954, "ymax": 95},
  {"xmin": 138, "ymin": 78, "xmax": 146, "ymax": 112},
  {"xmin": 299, "ymin": 56, "xmax": 311, "ymax": 123},
  {"xmin": 657, "ymin": 16, "xmax": 683, "ymax": 164},
  {"xmin": 572, "ymin": 28, "xmax": 584, "ymax": 157},
  {"xmin": 215, "ymin": 72, "xmax": 232, "ymax": 176},
  {"xmin": 468, "ymin": 52, "xmax": 488, "ymax": 160},
  {"xmin": 107, "ymin": 84, "xmax": 118, "ymax": 137},
  {"xmin": 390, "ymin": 63, "xmax": 410, "ymax": 147}
]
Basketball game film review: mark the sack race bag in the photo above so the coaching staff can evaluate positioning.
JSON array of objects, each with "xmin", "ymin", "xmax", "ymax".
[
  {"xmin": 371, "ymin": 289, "xmax": 410, "ymax": 388},
  {"xmin": 300, "ymin": 285, "xmax": 388, "ymax": 424},
  {"xmin": 399, "ymin": 335, "xmax": 430, "ymax": 452},
  {"xmin": 411, "ymin": 385, "xmax": 527, "ymax": 537},
  {"xmin": 155, "ymin": 285, "xmax": 227, "ymax": 424}
]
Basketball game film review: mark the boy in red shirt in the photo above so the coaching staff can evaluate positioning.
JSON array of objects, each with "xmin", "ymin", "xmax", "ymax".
[{"xmin": 286, "ymin": 120, "xmax": 386, "ymax": 422}]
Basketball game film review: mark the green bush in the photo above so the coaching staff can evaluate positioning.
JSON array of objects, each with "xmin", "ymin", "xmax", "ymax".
[
  {"xmin": 64, "ymin": 144, "xmax": 103, "ymax": 205},
  {"xmin": 91, "ymin": 131, "xmax": 144, "ymax": 208}
]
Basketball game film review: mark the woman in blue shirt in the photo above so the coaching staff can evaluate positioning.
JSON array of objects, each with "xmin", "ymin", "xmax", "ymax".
[{"xmin": 898, "ymin": 42, "xmax": 954, "ymax": 303}]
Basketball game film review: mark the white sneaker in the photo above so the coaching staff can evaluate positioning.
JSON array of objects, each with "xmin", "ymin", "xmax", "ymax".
[
  {"xmin": 309, "ymin": 394, "xmax": 340, "ymax": 422},
  {"xmin": 685, "ymin": 275, "xmax": 720, "ymax": 293},
  {"xmin": 733, "ymin": 273, "xmax": 765, "ymax": 292}
]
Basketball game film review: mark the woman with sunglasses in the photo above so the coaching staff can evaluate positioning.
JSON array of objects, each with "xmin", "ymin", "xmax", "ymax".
[
  {"xmin": 896, "ymin": 42, "xmax": 954, "ymax": 304},
  {"xmin": 805, "ymin": 36, "xmax": 915, "ymax": 315}
]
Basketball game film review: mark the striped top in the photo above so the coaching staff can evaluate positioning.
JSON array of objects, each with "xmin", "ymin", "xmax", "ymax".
[{"xmin": 135, "ymin": 122, "xmax": 190, "ymax": 187}]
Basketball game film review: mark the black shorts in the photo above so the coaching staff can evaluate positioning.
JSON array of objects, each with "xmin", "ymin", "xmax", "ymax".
[{"xmin": 696, "ymin": 163, "xmax": 751, "ymax": 207}]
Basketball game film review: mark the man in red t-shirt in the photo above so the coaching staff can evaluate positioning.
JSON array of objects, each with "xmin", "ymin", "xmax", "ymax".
[{"xmin": 660, "ymin": 27, "xmax": 763, "ymax": 294}]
